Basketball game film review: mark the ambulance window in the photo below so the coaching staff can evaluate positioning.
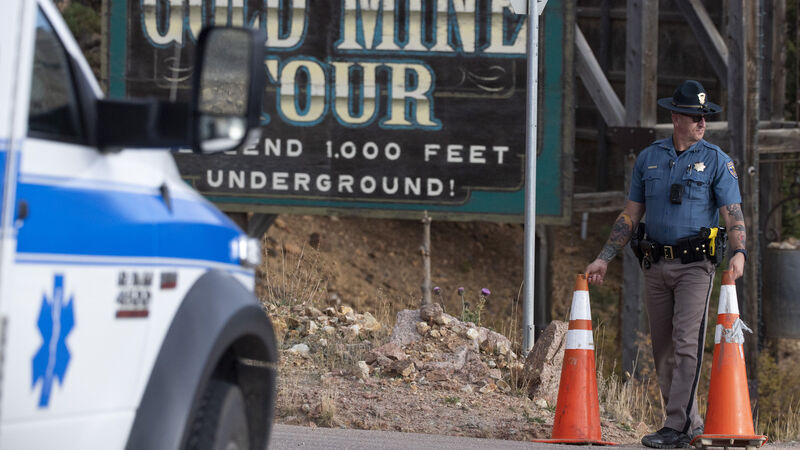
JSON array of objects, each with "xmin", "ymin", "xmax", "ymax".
[{"xmin": 27, "ymin": 8, "xmax": 84, "ymax": 141}]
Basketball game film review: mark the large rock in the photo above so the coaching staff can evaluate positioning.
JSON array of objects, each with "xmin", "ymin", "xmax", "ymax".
[
  {"xmin": 356, "ymin": 361, "xmax": 370, "ymax": 380},
  {"xmin": 462, "ymin": 350, "xmax": 492, "ymax": 383},
  {"xmin": 358, "ymin": 311, "xmax": 382, "ymax": 332},
  {"xmin": 305, "ymin": 305, "xmax": 323, "ymax": 318},
  {"xmin": 388, "ymin": 359, "xmax": 416, "ymax": 377},
  {"xmin": 364, "ymin": 352, "xmax": 392, "ymax": 368},
  {"xmin": 523, "ymin": 320, "xmax": 568, "ymax": 404},
  {"xmin": 271, "ymin": 317, "xmax": 288, "ymax": 342},
  {"xmin": 419, "ymin": 303, "xmax": 444, "ymax": 323},
  {"xmin": 480, "ymin": 329, "xmax": 513, "ymax": 356},
  {"xmin": 288, "ymin": 343, "xmax": 310, "ymax": 357},
  {"xmin": 368, "ymin": 342, "xmax": 407, "ymax": 362},
  {"xmin": 420, "ymin": 345, "xmax": 469, "ymax": 372},
  {"xmin": 425, "ymin": 369, "xmax": 451, "ymax": 382},
  {"xmin": 390, "ymin": 310, "xmax": 424, "ymax": 346}
]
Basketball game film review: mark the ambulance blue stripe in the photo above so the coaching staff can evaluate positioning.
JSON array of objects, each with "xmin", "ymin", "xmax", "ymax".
[
  {"xmin": 14, "ymin": 253, "xmax": 255, "ymax": 278},
  {"xmin": 0, "ymin": 149, "xmax": 6, "ymax": 231},
  {"xmin": 15, "ymin": 182, "xmax": 241, "ymax": 264},
  {"xmin": 19, "ymin": 172, "xmax": 172, "ymax": 195},
  {"xmin": 0, "ymin": 148, "xmax": 6, "ymax": 190}
]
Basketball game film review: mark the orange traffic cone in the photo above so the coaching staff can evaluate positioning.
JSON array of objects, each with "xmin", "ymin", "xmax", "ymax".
[
  {"xmin": 532, "ymin": 274, "xmax": 615, "ymax": 445},
  {"xmin": 692, "ymin": 270, "xmax": 767, "ymax": 449}
]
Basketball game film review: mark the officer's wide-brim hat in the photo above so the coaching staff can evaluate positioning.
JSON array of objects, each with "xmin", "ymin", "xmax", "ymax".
[{"xmin": 657, "ymin": 80, "xmax": 722, "ymax": 116}]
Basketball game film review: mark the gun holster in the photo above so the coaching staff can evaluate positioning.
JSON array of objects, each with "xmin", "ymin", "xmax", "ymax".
[
  {"xmin": 702, "ymin": 226, "xmax": 727, "ymax": 266},
  {"xmin": 630, "ymin": 222, "xmax": 652, "ymax": 268}
]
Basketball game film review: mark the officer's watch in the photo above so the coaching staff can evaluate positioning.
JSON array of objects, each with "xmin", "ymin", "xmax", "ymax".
[{"xmin": 733, "ymin": 248, "xmax": 748, "ymax": 261}]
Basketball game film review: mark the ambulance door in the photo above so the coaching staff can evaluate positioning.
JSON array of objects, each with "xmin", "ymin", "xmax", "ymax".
[
  {"xmin": 0, "ymin": 3, "xmax": 155, "ymax": 448},
  {"xmin": 0, "ymin": 0, "xmax": 29, "ymax": 315}
]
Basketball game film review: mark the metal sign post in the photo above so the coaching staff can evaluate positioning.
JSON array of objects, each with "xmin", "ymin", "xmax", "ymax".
[{"xmin": 517, "ymin": 0, "xmax": 544, "ymax": 355}]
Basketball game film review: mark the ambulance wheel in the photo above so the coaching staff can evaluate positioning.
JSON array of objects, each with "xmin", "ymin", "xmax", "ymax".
[{"xmin": 187, "ymin": 379, "xmax": 250, "ymax": 450}]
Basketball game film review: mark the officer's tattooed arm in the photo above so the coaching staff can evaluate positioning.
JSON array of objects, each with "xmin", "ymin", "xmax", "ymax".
[
  {"xmin": 721, "ymin": 203, "xmax": 747, "ymax": 279},
  {"xmin": 586, "ymin": 200, "xmax": 645, "ymax": 284},
  {"xmin": 598, "ymin": 213, "xmax": 634, "ymax": 262},
  {"xmin": 721, "ymin": 203, "xmax": 747, "ymax": 251},
  {"xmin": 597, "ymin": 201, "xmax": 646, "ymax": 262}
]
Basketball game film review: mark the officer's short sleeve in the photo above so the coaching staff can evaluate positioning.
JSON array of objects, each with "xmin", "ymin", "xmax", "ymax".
[
  {"xmin": 629, "ymin": 152, "xmax": 646, "ymax": 203},
  {"xmin": 713, "ymin": 151, "xmax": 742, "ymax": 207}
]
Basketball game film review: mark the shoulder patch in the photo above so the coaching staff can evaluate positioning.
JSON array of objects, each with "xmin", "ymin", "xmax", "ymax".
[{"xmin": 726, "ymin": 160, "xmax": 738, "ymax": 179}]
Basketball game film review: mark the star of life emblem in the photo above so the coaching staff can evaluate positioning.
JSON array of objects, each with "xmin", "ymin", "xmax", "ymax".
[
  {"xmin": 694, "ymin": 162, "xmax": 706, "ymax": 172},
  {"xmin": 32, "ymin": 274, "xmax": 75, "ymax": 407}
]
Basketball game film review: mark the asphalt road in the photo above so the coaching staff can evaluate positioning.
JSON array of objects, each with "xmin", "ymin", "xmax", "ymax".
[
  {"xmin": 269, "ymin": 424, "xmax": 621, "ymax": 449},
  {"xmin": 269, "ymin": 425, "xmax": 800, "ymax": 449}
]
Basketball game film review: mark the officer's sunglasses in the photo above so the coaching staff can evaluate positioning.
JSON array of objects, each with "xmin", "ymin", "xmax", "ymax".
[{"xmin": 680, "ymin": 113, "xmax": 705, "ymax": 123}]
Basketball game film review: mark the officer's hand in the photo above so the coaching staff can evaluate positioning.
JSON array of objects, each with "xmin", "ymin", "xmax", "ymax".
[
  {"xmin": 585, "ymin": 259, "xmax": 608, "ymax": 285},
  {"xmin": 729, "ymin": 252, "xmax": 745, "ymax": 280}
]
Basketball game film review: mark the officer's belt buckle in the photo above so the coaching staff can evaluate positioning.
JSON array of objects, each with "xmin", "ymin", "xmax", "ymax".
[{"xmin": 663, "ymin": 245, "xmax": 675, "ymax": 260}]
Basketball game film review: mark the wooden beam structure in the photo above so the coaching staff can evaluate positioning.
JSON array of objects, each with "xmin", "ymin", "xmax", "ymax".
[
  {"xmin": 653, "ymin": 121, "xmax": 800, "ymax": 151},
  {"xmin": 760, "ymin": 0, "xmax": 787, "ymax": 252},
  {"xmin": 575, "ymin": 24, "xmax": 626, "ymax": 127},
  {"xmin": 596, "ymin": 0, "xmax": 612, "ymax": 191},
  {"xmin": 573, "ymin": 191, "xmax": 626, "ymax": 212},
  {"xmin": 625, "ymin": 0, "xmax": 659, "ymax": 127},
  {"xmin": 727, "ymin": 0, "xmax": 761, "ymax": 380},
  {"xmin": 621, "ymin": 152, "xmax": 645, "ymax": 377},
  {"xmin": 675, "ymin": 0, "xmax": 729, "ymax": 85},
  {"xmin": 620, "ymin": 0, "xmax": 657, "ymax": 375},
  {"xmin": 758, "ymin": 127, "xmax": 800, "ymax": 154},
  {"xmin": 761, "ymin": 0, "xmax": 787, "ymax": 122}
]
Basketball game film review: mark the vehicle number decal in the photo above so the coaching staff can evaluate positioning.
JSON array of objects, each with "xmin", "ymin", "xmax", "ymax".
[{"xmin": 116, "ymin": 271, "xmax": 153, "ymax": 318}]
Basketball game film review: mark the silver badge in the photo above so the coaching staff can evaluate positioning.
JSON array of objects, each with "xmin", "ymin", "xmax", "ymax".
[
  {"xmin": 698, "ymin": 93, "xmax": 706, "ymax": 105},
  {"xmin": 694, "ymin": 162, "xmax": 706, "ymax": 172}
]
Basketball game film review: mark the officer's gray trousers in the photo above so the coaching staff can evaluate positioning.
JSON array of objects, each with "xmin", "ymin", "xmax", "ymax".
[{"xmin": 643, "ymin": 257, "xmax": 715, "ymax": 433}]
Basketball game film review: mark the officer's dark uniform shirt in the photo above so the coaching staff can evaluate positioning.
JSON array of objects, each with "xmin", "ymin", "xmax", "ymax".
[{"xmin": 629, "ymin": 137, "xmax": 742, "ymax": 245}]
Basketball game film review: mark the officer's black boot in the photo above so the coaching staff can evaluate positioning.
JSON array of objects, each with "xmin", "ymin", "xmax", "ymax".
[{"xmin": 641, "ymin": 427, "xmax": 691, "ymax": 449}]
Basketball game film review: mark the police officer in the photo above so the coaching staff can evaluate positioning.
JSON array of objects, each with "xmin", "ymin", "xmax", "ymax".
[{"xmin": 585, "ymin": 80, "xmax": 747, "ymax": 449}]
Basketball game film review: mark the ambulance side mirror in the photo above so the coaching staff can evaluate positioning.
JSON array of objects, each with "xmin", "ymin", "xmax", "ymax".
[{"xmin": 192, "ymin": 27, "xmax": 266, "ymax": 154}]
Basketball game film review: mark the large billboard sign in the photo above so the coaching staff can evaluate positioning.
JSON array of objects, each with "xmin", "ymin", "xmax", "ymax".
[{"xmin": 109, "ymin": 0, "xmax": 569, "ymax": 222}]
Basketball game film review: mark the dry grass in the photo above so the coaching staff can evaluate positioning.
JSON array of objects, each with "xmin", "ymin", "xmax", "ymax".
[
  {"xmin": 594, "ymin": 324, "xmax": 663, "ymax": 431},
  {"xmin": 317, "ymin": 390, "xmax": 339, "ymax": 427},
  {"xmin": 758, "ymin": 400, "xmax": 800, "ymax": 443},
  {"xmin": 597, "ymin": 356, "xmax": 661, "ymax": 429},
  {"xmin": 261, "ymin": 239, "xmax": 391, "ymax": 375},
  {"xmin": 757, "ymin": 350, "xmax": 800, "ymax": 441},
  {"xmin": 310, "ymin": 336, "xmax": 376, "ymax": 374},
  {"xmin": 259, "ymin": 242, "xmax": 329, "ymax": 308}
]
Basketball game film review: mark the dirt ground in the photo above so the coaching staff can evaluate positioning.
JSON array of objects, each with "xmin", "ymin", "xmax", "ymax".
[
  {"xmin": 259, "ymin": 213, "xmax": 643, "ymax": 444},
  {"xmin": 257, "ymin": 211, "xmax": 800, "ymax": 447}
]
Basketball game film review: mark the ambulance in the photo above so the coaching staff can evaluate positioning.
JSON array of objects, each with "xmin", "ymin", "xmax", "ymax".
[{"xmin": 0, "ymin": 0, "xmax": 277, "ymax": 448}]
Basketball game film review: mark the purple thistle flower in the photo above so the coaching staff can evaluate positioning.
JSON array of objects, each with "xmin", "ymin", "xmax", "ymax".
[
  {"xmin": 457, "ymin": 287, "xmax": 465, "ymax": 295},
  {"xmin": 481, "ymin": 288, "xmax": 491, "ymax": 297},
  {"xmin": 433, "ymin": 286, "xmax": 441, "ymax": 295}
]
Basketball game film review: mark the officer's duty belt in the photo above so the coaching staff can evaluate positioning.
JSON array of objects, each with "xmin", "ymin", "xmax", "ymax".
[
  {"xmin": 652, "ymin": 241, "xmax": 706, "ymax": 261},
  {"xmin": 632, "ymin": 226, "xmax": 726, "ymax": 268}
]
